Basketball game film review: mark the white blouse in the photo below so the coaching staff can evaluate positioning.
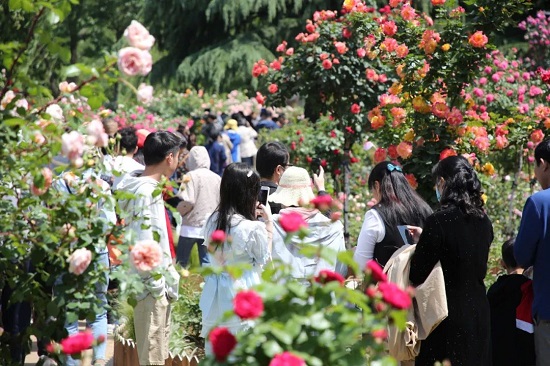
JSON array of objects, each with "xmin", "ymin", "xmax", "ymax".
[{"xmin": 353, "ymin": 209, "xmax": 385, "ymax": 270}]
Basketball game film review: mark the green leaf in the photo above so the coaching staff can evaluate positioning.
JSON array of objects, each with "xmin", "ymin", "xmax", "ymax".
[
  {"xmin": 63, "ymin": 65, "xmax": 81, "ymax": 78},
  {"xmin": 261, "ymin": 340, "xmax": 283, "ymax": 357},
  {"xmin": 3, "ymin": 118, "xmax": 25, "ymax": 127},
  {"xmin": 87, "ymin": 96, "xmax": 103, "ymax": 110},
  {"xmin": 270, "ymin": 326, "xmax": 293, "ymax": 345}
]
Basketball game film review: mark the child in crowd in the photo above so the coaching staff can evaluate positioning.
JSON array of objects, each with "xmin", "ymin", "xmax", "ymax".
[{"xmin": 487, "ymin": 238, "xmax": 535, "ymax": 366}]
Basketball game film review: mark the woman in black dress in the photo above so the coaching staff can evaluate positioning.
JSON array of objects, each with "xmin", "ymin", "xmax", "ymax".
[{"xmin": 408, "ymin": 156, "xmax": 493, "ymax": 365}]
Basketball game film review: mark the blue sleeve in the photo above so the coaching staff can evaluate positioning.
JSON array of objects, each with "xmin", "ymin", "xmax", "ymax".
[{"xmin": 514, "ymin": 197, "xmax": 542, "ymax": 268}]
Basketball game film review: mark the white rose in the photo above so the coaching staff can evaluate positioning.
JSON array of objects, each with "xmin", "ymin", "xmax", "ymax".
[{"xmin": 137, "ymin": 83, "xmax": 154, "ymax": 104}]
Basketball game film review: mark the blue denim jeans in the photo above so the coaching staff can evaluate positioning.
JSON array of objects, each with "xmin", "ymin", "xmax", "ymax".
[
  {"xmin": 176, "ymin": 237, "xmax": 209, "ymax": 267},
  {"xmin": 64, "ymin": 251, "xmax": 109, "ymax": 365}
]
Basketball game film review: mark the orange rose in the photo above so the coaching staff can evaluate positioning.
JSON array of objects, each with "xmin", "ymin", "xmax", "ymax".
[
  {"xmin": 396, "ymin": 142, "xmax": 413, "ymax": 159},
  {"xmin": 469, "ymin": 31, "xmax": 488, "ymax": 48}
]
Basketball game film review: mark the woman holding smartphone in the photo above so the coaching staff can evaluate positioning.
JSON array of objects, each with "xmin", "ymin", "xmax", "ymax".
[
  {"xmin": 407, "ymin": 156, "xmax": 493, "ymax": 365},
  {"xmin": 199, "ymin": 163, "xmax": 272, "ymax": 344},
  {"xmin": 354, "ymin": 161, "xmax": 432, "ymax": 269}
]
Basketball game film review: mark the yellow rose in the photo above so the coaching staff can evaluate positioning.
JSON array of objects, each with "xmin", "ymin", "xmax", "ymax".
[
  {"xmin": 404, "ymin": 129, "xmax": 416, "ymax": 142},
  {"xmin": 481, "ymin": 193, "xmax": 488, "ymax": 204},
  {"xmin": 482, "ymin": 163, "xmax": 495, "ymax": 176},
  {"xmin": 441, "ymin": 43, "xmax": 451, "ymax": 52}
]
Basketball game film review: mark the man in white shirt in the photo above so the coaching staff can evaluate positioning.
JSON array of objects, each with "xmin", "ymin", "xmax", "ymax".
[{"xmin": 112, "ymin": 127, "xmax": 145, "ymax": 189}]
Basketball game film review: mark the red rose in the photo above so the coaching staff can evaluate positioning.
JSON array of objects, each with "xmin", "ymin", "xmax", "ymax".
[
  {"xmin": 233, "ymin": 290, "xmax": 264, "ymax": 319},
  {"xmin": 366, "ymin": 260, "xmax": 387, "ymax": 282},
  {"xmin": 439, "ymin": 147, "xmax": 457, "ymax": 161},
  {"xmin": 270, "ymin": 59, "xmax": 281, "ymax": 71},
  {"xmin": 320, "ymin": 159, "xmax": 327, "ymax": 167},
  {"xmin": 350, "ymin": 157, "xmax": 360, "ymax": 163},
  {"xmin": 255, "ymin": 92, "xmax": 266, "ymax": 105},
  {"xmin": 306, "ymin": 156, "xmax": 312, "ymax": 163},
  {"xmin": 269, "ymin": 351, "xmax": 306, "ymax": 366},
  {"xmin": 330, "ymin": 130, "xmax": 337, "ymax": 138},
  {"xmin": 351, "ymin": 103, "xmax": 361, "ymax": 114},
  {"xmin": 314, "ymin": 269, "xmax": 345, "ymax": 285},
  {"xmin": 268, "ymin": 83, "xmax": 278, "ymax": 94},
  {"xmin": 371, "ymin": 328, "xmax": 388, "ymax": 340},
  {"xmin": 211, "ymin": 230, "xmax": 227, "ymax": 244},
  {"xmin": 378, "ymin": 282, "xmax": 412, "ymax": 309},
  {"xmin": 290, "ymin": 141, "xmax": 297, "ymax": 150},
  {"xmin": 51, "ymin": 331, "xmax": 94, "ymax": 355},
  {"xmin": 365, "ymin": 285, "xmax": 378, "ymax": 298},
  {"xmin": 278, "ymin": 212, "xmax": 308, "ymax": 233},
  {"xmin": 310, "ymin": 195, "xmax": 333, "ymax": 211},
  {"xmin": 539, "ymin": 68, "xmax": 550, "ymax": 84},
  {"xmin": 322, "ymin": 59, "xmax": 333, "ymax": 70},
  {"xmin": 387, "ymin": 145, "xmax": 399, "ymax": 159},
  {"xmin": 373, "ymin": 147, "xmax": 387, "ymax": 163},
  {"xmin": 342, "ymin": 28, "xmax": 352, "ymax": 39},
  {"xmin": 210, "ymin": 327, "xmax": 237, "ymax": 362}
]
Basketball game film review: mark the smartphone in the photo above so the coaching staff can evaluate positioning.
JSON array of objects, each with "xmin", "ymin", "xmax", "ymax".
[
  {"xmin": 258, "ymin": 186, "xmax": 270, "ymax": 206},
  {"xmin": 311, "ymin": 157, "xmax": 322, "ymax": 176},
  {"xmin": 397, "ymin": 225, "xmax": 414, "ymax": 246}
]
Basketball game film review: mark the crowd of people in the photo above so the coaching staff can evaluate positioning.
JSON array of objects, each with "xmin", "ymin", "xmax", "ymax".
[{"xmin": 3, "ymin": 113, "xmax": 550, "ymax": 366}]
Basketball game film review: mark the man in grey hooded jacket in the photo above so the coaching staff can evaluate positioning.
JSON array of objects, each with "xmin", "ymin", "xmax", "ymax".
[{"xmin": 176, "ymin": 146, "xmax": 221, "ymax": 266}]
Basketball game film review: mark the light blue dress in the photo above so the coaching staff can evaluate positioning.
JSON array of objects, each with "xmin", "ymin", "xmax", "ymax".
[{"xmin": 199, "ymin": 213, "xmax": 269, "ymax": 337}]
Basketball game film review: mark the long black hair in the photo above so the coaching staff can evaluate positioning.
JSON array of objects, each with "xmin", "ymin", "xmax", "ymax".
[
  {"xmin": 214, "ymin": 163, "xmax": 260, "ymax": 233},
  {"xmin": 432, "ymin": 155, "xmax": 485, "ymax": 218},
  {"xmin": 368, "ymin": 161, "xmax": 432, "ymax": 229}
]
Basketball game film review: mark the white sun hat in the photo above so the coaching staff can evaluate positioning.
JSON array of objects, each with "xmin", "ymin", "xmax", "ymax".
[{"xmin": 269, "ymin": 166, "xmax": 315, "ymax": 207}]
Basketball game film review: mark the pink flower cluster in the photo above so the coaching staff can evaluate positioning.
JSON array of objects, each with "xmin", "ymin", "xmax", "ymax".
[{"xmin": 118, "ymin": 21, "xmax": 154, "ymax": 77}]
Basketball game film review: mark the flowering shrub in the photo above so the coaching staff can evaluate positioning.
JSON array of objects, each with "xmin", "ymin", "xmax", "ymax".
[
  {"xmin": 254, "ymin": 0, "xmax": 530, "ymax": 198},
  {"xmin": 0, "ymin": 1, "xmax": 158, "ymax": 361},
  {"xmin": 199, "ymin": 249, "xmax": 410, "ymax": 365},
  {"xmin": 519, "ymin": 11, "xmax": 550, "ymax": 70}
]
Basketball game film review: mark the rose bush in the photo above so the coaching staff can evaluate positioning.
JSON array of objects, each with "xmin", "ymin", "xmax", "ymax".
[{"xmin": 0, "ymin": 1, "xmax": 159, "ymax": 361}]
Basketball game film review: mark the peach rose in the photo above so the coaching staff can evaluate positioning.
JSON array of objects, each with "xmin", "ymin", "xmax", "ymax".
[
  {"xmin": 0, "ymin": 90, "xmax": 15, "ymax": 109},
  {"xmin": 137, "ymin": 83, "xmax": 154, "ymax": 104},
  {"xmin": 396, "ymin": 141, "xmax": 413, "ymax": 159},
  {"xmin": 124, "ymin": 20, "xmax": 155, "ymax": 51},
  {"xmin": 131, "ymin": 240, "xmax": 162, "ymax": 272},
  {"xmin": 59, "ymin": 81, "xmax": 77, "ymax": 93},
  {"xmin": 31, "ymin": 167, "xmax": 53, "ymax": 196},
  {"xmin": 469, "ymin": 31, "xmax": 488, "ymax": 48},
  {"xmin": 117, "ymin": 47, "xmax": 153, "ymax": 76},
  {"xmin": 68, "ymin": 248, "xmax": 92, "ymax": 275}
]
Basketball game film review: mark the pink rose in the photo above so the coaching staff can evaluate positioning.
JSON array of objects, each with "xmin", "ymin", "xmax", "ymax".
[
  {"xmin": 310, "ymin": 194, "xmax": 334, "ymax": 211},
  {"xmin": 269, "ymin": 352, "xmax": 306, "ymax": 366},
  {"xmin": 86, "ymin": 119, "xmax": 109, "ymax": 148},
  {"xmin": 47, "ymin": 330, "xmax": 95, "ymax": 355},
  {"xmin": 130, "ymin": 240, "xmax": 162, "ymax": 272},
  {"xmin": 124, "ymin": 20, "xmax": 155, "ymax": 51},
  {"xmin": 350, "ymin": 103, "xmax": 361, "ymax": 114},
  {"xmin": 45, "ymin": 104, "xmax": 64, "ymax": 122},
  {"xmin": 210, "ymin": 230, "xmax": 227, "ymax": 245},
  {"xmin": 137, "ymin": 83, "xmax": 154, "ymax": 104},
  {"xmin": 117, "ymin": 47, "xmax": 153, "ymax": 76},
  {"xmin": 61, "ymin": 131, "xmax": 85, "ymax": 162},
  {"xmin": 278, "ymin": 212, "xmax": 308, "ymax": 233},
  {"xmin": 268, "ymin": 83, "xmax": 278, "ymax": 94},
  {"xmin": 68, "ymin": 248, "xmax": 92, "ymax": 275}
]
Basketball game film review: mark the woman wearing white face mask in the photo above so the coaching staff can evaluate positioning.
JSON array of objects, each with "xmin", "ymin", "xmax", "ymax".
[
  {"xmin": 354, "ymin": 161, "xmax": 432, "ymax": 269},
  {"xmin": 407, "ymin": 155, "xmax": 494, "ymax": 366}
]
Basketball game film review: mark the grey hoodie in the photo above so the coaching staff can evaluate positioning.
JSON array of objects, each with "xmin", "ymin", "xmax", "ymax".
[
  {"xmin": 177, "ymin": 147, "xmax": 221, "ymax": 237},
  {"xmin": 116, "ymin": 171, "xmax": 180, "ymax": 301}
]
